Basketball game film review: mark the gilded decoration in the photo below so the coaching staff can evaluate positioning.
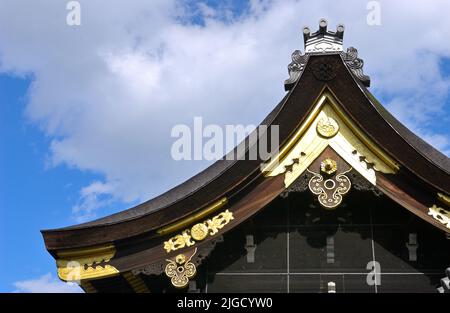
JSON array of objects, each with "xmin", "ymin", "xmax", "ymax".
[
  {"xmin": 307, "ymin": 159, "xmax": 352, "ymax": 209},
  {"xmin": 163, "ymin": 210, "xmax": 234, "ymax": 253},
  {"xmin": 191, "ymin": 223, "xmax": 209, "ymax": 241},
  {"xmin": 165, "ymin": 248, "xmax": 197, "ymax": 288},
  {"xmin": 321, "ymin": 158, "xmax": 337, "ymax": 175},
  {"xmin": 317, "ymin": 117, "xmax": 339, "ymax": 138},
  {"xmin": 175, "ymin": 254, "xmax": 186, "ymax": 264},
  {"xmin": 261, "ymin": 92, "xmax": 399, "ymax": 189},
  {"xmin": 428, "ymin": 205, "xmax": 450, "ymax": 230},
  {"xmin": 163, "ymin": 231, "xmax": 195, "ymax": 253},
  {"xmin": 206, "ymin": 210, "xmax": 234, "ymax": 235},
  {"xmin": 134, "ymin": 236, "xmax": 224, "ymax": 277},
  {"xmin": 438, "ymin": 193, "xmax": 450, "ymax": 206},
  {"xmin": 56, "ymin": 244, "xmax": 119, "ymax": 281}
]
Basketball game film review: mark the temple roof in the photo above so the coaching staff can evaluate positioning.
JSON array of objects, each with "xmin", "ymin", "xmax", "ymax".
[{"xmin": 41, "ymin": 20, "xmax": 449, "ymax": 275}]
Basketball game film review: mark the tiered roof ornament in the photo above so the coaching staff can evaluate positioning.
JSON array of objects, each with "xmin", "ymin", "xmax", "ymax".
[{"xmin": 285, "ymin": 18, "xmax": 371, "ymax": 91}]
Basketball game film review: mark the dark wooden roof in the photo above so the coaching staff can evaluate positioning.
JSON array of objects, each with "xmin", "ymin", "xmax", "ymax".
[{"xmin": 41, "ymin": 53, "xmax": 450, "ymax": 252}]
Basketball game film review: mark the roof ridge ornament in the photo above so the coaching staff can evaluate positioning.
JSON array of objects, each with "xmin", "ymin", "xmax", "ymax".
[
  {"xmin": 341, "ymin": 47, "xmax": 371, "ymax": 86},
  {"xmin": 304, "ymin": 19, "xmax": 344, "ymax": 54},
  {"xmin": 284, "ymin": 19, "xmax": 371, "ymax": 90}
]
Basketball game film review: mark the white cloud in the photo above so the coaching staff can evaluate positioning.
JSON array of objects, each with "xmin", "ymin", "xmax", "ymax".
[
  {"xmin": 72, "ymin": 181, "xmax": 116, "ymax": 222},
  {"xmin": 0, "ymin": 0, "xmax": 449, "ymax": 221},
  {"xmin": 14, "ymin": 273, "xmax": 83, "ymax": 293}
]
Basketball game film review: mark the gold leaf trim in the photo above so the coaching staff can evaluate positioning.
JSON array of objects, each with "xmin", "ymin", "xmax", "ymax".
[
  {"xmin": 56, "ymin": 244, "xmax": 119, "ymax": 281},
  {"xmin": 438, "ymin": 193, "xmax": 450, "ymax": 207}
]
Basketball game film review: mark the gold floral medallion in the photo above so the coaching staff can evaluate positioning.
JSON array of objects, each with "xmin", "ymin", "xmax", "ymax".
[{"xmin": 317, "ymin": 117, "xmax": 339, "ymax": 138}]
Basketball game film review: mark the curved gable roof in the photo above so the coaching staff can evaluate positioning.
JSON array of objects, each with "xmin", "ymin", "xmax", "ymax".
[{"xmin": 42, "ymin": 52, "xmax": 450, "ymax": 251}]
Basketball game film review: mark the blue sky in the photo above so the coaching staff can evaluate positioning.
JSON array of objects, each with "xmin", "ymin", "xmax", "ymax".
[
  {"xmin": 0, "ymin": 0, "xmax": 449, "ymax": 292},
  {"xmin": 0, "ymin": 75, "xmax": 94, "ymax": 291}
]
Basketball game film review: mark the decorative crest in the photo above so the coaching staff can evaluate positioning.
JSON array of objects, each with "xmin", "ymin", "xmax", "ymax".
[
  {"xmin": 165, "ymin": 248, "xmax": 197, "ymax": 288},
  {"xmin": 306, "ymin": 158, "xmax": 352, "ymax": 210}
]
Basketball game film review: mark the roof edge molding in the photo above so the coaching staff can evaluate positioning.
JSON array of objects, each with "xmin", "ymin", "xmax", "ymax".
[{"xmin": 285, "ymin": 18, "xmax": 370, "ymax": 91}]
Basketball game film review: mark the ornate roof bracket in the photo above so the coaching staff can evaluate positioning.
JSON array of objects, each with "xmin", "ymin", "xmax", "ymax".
[{"xmin": 284, "ymin": 19, "xmax": 370, "ymax": 90}]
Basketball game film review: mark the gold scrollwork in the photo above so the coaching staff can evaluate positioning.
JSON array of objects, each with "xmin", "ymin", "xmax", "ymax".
[
  {"xmin": 307, "ymin": 160, "xmax": 352, "ymax": 209},
  {"xmin": 163, "ymin": 231, "xmax": 195, "ymax": 253},
  {"xmin": 165, "ymin": 249, "xmax": 197, "ymax": 288},
  {"xmin": 163, "ymin": 210, "xmax": 234, "ymax": 253},
  {"xmin": 206, "ymin": 210, "xmax": 234, "ymax": 235},
  {"xmin": 428, "ymin": 205, "xmax": 450, "ymax": 229}
]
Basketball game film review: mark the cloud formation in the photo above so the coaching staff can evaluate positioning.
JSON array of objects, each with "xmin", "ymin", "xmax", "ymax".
[
  {"xmin": 14, "ymin": 273, "xmax": 82, "ymax": 293},
  {"xmin": 0, "ymin": 0, "xmax": 449, "ymax": 221}
]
